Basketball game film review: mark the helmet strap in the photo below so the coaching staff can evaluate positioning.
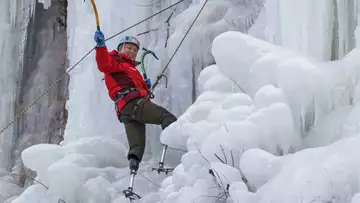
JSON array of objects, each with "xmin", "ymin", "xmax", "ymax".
[{"xmin": 117, "ymin": 44, "xmax": 125, "ymax": 53}]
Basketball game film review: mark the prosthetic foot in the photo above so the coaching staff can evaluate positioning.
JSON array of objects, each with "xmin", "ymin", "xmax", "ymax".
[
  {"xmin": 123, "ymin": 169, "xmax": 141, "ymax": 201},
  {"xmin": 152, "ymin": 144, "xmax": 174, "ymax": 175}
]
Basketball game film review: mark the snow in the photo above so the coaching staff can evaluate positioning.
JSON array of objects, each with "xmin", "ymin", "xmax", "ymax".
[
  {"xmin": 240, "ymin": 148, "xmax": 282, "ymax": 191},
  {"xmin": 250, "ymin": 136, "xmax": 360, "ymax": 203},
  {"xmin": 11, "ymin": 185, "xmax": 47, "ymax": 203},
  {"xmin": 158, "ymin": 29, "xmax": 360, "ymax": 203},
  {"xmin": 14, "ymin": 136, "xmax": 129, "ymax": 202}
]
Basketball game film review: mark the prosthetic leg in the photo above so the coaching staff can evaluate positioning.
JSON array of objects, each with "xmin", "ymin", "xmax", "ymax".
[
  {"xmin": 123, "ymin": 169, "xmax": 141, "ymax": 201},
  {"xmin": 152, "ymin": 144, "xmax": 174, "ymax": 175}
]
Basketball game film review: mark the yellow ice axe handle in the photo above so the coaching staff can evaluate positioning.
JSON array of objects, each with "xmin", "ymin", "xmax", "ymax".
[{"xmin": 90, "ymin": 0, "xmax": 100, "ymax": 30}]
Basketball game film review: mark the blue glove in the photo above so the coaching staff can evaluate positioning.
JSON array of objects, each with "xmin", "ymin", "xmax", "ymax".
[
  {"xmin": 94, "ymin": 30, "xmax": 105, "ymax": 47},
  {"xmin": 145, "ymin": 78, "xmax": 152, "ymax": 89}
]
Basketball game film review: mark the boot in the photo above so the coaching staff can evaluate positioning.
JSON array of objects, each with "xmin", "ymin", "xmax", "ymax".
[{"xmin": 129, "ymin": 157, "xmax": 139, "ymax": 171}]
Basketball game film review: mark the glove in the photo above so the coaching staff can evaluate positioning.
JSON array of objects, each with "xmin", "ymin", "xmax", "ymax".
[
  {"xmin": 145, "ymin": 78, "xmax": 152, "ymax": 89},
  {"xmin": 94, "ymin": 30, "xmax": 105, "ymax": 47}
]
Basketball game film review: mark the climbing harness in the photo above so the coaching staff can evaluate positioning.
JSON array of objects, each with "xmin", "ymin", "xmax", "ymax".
[
  {"xmin": 0, "ymin": 0, "xmax": 185, "ymax": 136},
  {"xmin": 114, "ymin": 88, "xmax": 140, "ymax": 104},
  {"xmin": 116, "ymin": 97, "xmax": 145, "ymax": 123},
  {"xmin": 114, "ymin": 88, "xmax": 140, "ymax": 123}
]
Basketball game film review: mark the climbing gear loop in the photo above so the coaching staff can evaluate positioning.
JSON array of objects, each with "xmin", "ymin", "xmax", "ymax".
[{"xmin": 156, "ymin": 74, "xmax": 168, "ymax": 88}]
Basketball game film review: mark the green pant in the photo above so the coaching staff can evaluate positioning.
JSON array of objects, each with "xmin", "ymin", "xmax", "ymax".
[{"xmin": 119, "ymin": 97, "xmax": 177, "ymax": 162}]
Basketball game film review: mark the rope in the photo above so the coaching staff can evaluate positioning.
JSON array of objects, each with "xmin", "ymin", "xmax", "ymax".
[
  {"xmin": 9, "ymin": 173, "xmax": 66, "ymax": 202},
  {"xmin": 105, "ymin": 0, "xmax": 185, "ymax": 42},
  {"xmin": 0, "ymin": 0, "xmax": 185, "ymax": 136},
  {"xmin": 138, "ymin": 173, "xmax": 161, "ymax": 188},
  {"xmin": 168, "ymin": 146, "xmax": 187, "ymax": 153},
  {"xmin": 150, "ymin": 0, "xmax": 209, "ymax": 92}
]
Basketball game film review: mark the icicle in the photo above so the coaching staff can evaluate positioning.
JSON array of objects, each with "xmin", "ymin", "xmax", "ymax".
[{"xmin": 37, "ymin": 0, "xmax": 51, "ymax": 9}]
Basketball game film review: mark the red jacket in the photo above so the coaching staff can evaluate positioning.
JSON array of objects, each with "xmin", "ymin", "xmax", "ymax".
[{"xmin": 95, "ymin": 46, "xmax": 149, "ymax": 112}]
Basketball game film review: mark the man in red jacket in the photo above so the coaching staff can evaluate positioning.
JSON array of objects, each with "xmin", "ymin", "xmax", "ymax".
[{"xmin": 94, "ymin": 30, "xmax": 177, "ymax": 172}]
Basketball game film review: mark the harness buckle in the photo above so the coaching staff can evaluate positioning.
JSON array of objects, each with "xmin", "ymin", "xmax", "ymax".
[{"xmin": 115, "ymin": 88, "xmax": 138, "ymax": 103}]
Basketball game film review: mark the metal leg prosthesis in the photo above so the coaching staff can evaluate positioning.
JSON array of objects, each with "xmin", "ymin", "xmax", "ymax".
[
  {"xmin": 123, "ymin": 169, "xmax": 141, "ymax": 201},
  {"xmin": 152, "ymin": 144, "xmax": 174, "ymax": 175}
]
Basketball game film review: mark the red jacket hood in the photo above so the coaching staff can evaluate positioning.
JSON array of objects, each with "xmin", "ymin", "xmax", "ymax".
[{"xmin": 109, "ymin": 50, "xmax": 141, "ymax": 66}]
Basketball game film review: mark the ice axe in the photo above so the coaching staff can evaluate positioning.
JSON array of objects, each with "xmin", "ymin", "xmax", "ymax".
[
  {"xmin": 85, "ymin": 0, "xmax": 101, "ymax": 31},
  {"xmin": 139, "ymin": 47, "xmax": 158, "ymax": 79},
  {"xmin": 140, "ymin": 48, "xmax": 159, "ymax": 99}
]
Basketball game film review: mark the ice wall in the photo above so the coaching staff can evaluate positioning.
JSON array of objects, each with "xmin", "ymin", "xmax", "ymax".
[
  {"xmin": 0, "ymin": 0, "xmax": 34, "ymax": 172},
  {"xmin": 0, "ymin": 0, "xmax": 35, "ymax": 201},
  {"xmin": 11, "ymin": 0, "xmax": 69, "ymax": 186},
  {"xmin": 0, "ymin": 1, "xmax": 69, "ymax": 201},
  {"xmin": 263, "ymin": 0, "xmax": 358, "ymax": 61}
]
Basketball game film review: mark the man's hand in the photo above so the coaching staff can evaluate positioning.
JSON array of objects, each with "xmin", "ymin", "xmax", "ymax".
[
  {"xmin": 145, "ymin": 78, "xmax": 152, "ymax": 89},
  {"xmin": 94, "ymin": 30, "xmax": 106, "ymax": 47}
]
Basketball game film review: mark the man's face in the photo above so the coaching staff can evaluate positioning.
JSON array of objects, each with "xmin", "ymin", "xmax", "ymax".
[{"xmin": 119, "ymin": 43, "xmax": 139, "ymax": 61}]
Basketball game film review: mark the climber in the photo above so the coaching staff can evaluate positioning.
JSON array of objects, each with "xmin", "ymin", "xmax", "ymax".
[{"xmin": 93, "ymin": 30, "xmax": 177, "ymax": 172}]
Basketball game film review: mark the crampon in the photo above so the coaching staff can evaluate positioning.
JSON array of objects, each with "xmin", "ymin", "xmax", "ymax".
[
  {"xmin": 152, "ymin": 164, "xmax": 174, "ymax": 175},
  {"xmin": 152, "ymin": 144, "xmax": 174, "ymax": 175}
]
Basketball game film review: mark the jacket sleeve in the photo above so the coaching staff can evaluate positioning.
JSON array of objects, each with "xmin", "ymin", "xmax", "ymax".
[{"xmin": 95, "ymin": 47, "xmax": 125, "ymax": 73}]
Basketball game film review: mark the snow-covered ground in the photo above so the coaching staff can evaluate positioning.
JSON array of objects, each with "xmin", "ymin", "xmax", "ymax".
[{"xmin": 3, "ymin": 0, "xmax": 360, "ymax": 203}]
